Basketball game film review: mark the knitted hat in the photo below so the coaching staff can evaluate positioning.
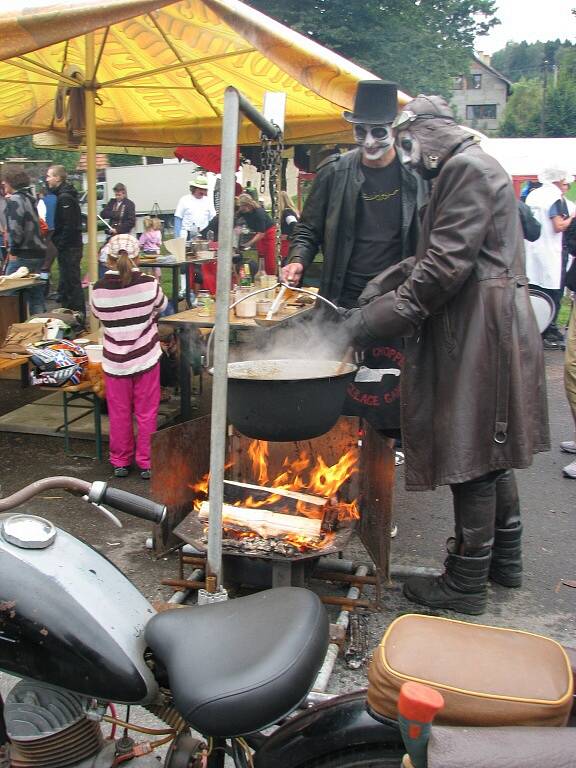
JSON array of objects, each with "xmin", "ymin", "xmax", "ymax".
[{"xmin": 108, "ymin": 234, "xmax": 140, "ymax": 260}]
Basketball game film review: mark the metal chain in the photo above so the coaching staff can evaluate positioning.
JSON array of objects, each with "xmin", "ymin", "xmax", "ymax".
[{"xmin": 259, "ymin": 129, "xmax": 284, "ymax": 276}]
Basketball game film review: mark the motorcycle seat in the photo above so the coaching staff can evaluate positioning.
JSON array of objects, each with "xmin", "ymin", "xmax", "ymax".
[{"xmin": 145, "ymin": 587, "xmax": 329, "ymax": 737}]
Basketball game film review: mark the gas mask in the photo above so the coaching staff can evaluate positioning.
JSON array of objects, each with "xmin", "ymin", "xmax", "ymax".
[
  {"xmin": 395, "ymin": 128, "xmax": 441, "ymax": 179},
  {"xmin": 353, "ymin": 123, "xmax": 394, "ymax": 161},
  {"xmin": 392, "ymin": 105, "xmax": 458, "ymax": 180}
]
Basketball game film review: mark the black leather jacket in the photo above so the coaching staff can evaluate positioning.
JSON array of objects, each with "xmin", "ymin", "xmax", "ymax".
[{"xmin": 287, "ymin": 148, "xmax": 424, "ymax": 303}]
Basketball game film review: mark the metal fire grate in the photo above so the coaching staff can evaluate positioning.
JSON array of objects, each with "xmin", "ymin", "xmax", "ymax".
[{"xmin": 150, "ymin": 415, "xmax": 395, "ymax": 594}]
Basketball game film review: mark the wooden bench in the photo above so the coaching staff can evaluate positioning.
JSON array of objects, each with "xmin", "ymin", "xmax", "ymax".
[
  {"xmin": 0, "ymin": 354, "xmax": 30, "ymax": 384},
  {"xmin": 40, "ymin": 380, "xmax": 104, "ymax": 461}
]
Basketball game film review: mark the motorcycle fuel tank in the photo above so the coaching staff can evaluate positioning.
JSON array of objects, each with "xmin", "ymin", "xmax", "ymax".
[{"xmin": 0, "ymin": 513, "xmax": 158, "ymax": 704}]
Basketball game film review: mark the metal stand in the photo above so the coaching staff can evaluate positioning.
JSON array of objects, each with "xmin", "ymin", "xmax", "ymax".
[{"xmin": 206, "ymin": 87, "xmax": 282, "ymax": 591}]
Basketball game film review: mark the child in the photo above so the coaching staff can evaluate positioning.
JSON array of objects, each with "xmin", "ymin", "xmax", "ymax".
[
  {"xmin": 90, "ymin": 234, "xmax": 168, "ymax": 480},
  {"xmin": 139, "ymin": 216, "xmax": 162, "ymax": 279}
]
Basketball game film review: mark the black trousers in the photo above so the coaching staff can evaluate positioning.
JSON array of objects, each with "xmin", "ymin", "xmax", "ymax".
[
  {"xmin": 451, "ymin": 469, "xmax": 519, "ymax": 555},
  {"xmin": 57, "ymin": 245, "xmax": 85, "ymax": 318}
]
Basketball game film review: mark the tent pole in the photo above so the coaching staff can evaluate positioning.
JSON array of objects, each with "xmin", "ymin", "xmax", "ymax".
[{"xmin": 85, "ymin": 32, "xmax": 98, "ymax": 330}]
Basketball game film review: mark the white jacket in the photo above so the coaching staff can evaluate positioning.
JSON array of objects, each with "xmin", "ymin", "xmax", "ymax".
[{"xmin": 524, "ymin": 183, "xmax": 575, "ymax": 289}]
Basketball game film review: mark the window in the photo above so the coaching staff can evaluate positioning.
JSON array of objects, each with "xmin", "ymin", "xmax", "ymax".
[
  {"xmin": 466, "ymin": 74, "xmax": 482, "ymax": 89},
  {"xmin": 466, "ymin": 104, "xmax": 497, "ymax": 120},
  {"xmin": 452, "ymin": 76, "xmax": 464, "ymax": 90}
]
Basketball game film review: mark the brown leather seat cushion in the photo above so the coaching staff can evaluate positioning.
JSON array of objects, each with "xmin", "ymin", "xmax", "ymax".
[{"xmin": 367, "ymin": 614, "xmax": 573, "ymax": 727}]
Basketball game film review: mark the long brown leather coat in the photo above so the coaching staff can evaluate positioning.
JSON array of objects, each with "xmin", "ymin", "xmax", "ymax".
[{"xmin": 361, "ymin": 143, "xmax": 550, "ymax": 490}]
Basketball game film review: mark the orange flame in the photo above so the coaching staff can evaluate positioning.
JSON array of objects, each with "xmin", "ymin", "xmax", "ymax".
[{"xmin": 192, "ymin": 440, "xmax": 359, "ymax": 551}]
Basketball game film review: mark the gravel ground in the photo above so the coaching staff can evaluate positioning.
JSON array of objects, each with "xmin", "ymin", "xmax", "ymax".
[{"xmin": 0, "ymin": 346, "xmax": 575, "ymax": 764}]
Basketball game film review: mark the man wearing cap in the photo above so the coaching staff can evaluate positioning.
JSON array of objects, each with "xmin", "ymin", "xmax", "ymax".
[
  {"xmin": 174, "ymin": 173, "xmax": 215, "ymax": 243},
  {"xmin": 100, "ymin": 182, "xmax": 136, "ymax": 237},
  {"xmin": 524, "ymin": 168, "xmax": 576, "ymax": 350},
  {"xmin": 343, "ymin": 95, "xmax": 549, "ymax": 615},
  {"xmin": 282, "ymin": 80, "xmax": 423, "ymax": 437}
]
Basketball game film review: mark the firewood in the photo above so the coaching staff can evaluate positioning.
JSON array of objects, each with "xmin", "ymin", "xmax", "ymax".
[
  {"xmin": 223, "ymin": 480, "xmax": 326, "ymax": 506},
  {"xmin": 197, "ymin": 501, "xmax": 322, "ymax": 539}
]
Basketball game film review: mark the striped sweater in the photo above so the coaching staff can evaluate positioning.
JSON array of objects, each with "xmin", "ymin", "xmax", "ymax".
[{"xmin": 90, "ymin": 269, "xmax": 168, "ymax": 377}]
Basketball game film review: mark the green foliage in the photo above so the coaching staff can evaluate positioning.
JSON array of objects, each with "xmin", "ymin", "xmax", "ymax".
[
  {"xmin": 245, "ymin": 0, "xmax": 498, "ymax": 96},
  {"xmin": 544, "ymin": 48, "xmax": 576, "ymax": 137},
  {"xmin": 491, "ymin": 39, "xmax": 575, "ymax": 83},
  {"xmin": 0, "ymin": 135, "xmax": 79, "ymax": 175},
  {"xmin": 499, "ymin": 47, "xmax": 576, "ymax": 137},
  {"xmin": 498, "ymin": 78, "xmax": 542, "ymax": 137}
]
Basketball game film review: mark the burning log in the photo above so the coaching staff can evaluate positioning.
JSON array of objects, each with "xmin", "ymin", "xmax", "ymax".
[
  {"xmin": 223, "ymin": 480, "xmax": 326, "ymax": 506},
  {"xmin": 197, "ymin": 501, "xmax": 322, "ymax": 540}
]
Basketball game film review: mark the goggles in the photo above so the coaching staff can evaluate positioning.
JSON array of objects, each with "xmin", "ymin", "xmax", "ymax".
[{"xmin": 392, "ymin": 109, "xmax": 455, "ymax": 130}]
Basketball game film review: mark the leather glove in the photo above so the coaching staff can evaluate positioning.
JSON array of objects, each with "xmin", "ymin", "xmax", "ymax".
[
  {"xmin": 358, "ymin": 257, "xmax": 416, "ymax": 306},
  {"xmin": 340, "ymin": 307, "xmax": 380, "ymax": 350}
]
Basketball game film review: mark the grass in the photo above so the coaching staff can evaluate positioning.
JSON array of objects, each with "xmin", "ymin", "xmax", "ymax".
[{"xmin": 558, "ymin": 295, "xmax": 572, "ymax": 329}]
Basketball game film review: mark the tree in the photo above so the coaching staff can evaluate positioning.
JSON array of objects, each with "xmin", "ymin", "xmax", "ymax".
[
  {"xmin": 0, "ymin": 135, "xmax": 79, "ymax": 171},
  {"xmin": 544, "ymin": 47, "xmax": 576, "ymax": 137},
  {"xmin": 498, "ymin": 78, "xmax": 542, "ymax": 137},
  {"xmin": 244, "ymin": 0, "xmax": 498, "ymax": 96},
  {"xmin": 491, "ymin": 39, "xmax": 574, "ymax": 83}
]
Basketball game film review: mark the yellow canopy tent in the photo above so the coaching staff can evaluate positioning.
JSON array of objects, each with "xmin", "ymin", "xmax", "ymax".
[{"xmin": 0, "ymin": 0, "xmax": 409, "ymax": 279}]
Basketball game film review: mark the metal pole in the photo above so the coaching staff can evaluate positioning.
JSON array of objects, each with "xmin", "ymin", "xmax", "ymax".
[
  {"xmin": 237, "ymin": 92, "xmax": 281, "ymax": 140},
  {"xmin": 205, "ymin": 86, "xmax": 240, "ymax": 589},
  {"xmin": 85, "ymin": 32, "xmax": 98, "ymax": 331}
]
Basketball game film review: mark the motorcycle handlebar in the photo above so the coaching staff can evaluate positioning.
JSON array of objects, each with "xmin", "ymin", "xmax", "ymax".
[
  {"xmin": 0, "ymin": 477, "xmax": 166, "ymax": 526},
  {"xmin": 89, "ymin": 481, "xmax": 167, "ymax": 525}
]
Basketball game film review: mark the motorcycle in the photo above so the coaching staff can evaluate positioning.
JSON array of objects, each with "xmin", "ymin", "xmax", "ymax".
[{"xmin": 0, "ymin": 476, "xmax": 575, "ymax": 768}]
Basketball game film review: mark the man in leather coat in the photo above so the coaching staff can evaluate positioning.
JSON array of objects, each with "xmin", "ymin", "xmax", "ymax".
[{"xmin": 344, "ymin": 95, "xmax": 550, "ymax": 615}]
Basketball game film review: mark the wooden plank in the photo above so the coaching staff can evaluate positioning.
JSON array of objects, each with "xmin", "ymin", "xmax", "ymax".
[{"xmin": 0, "ymin": 356, "xmax": 28, "ymax": 373}]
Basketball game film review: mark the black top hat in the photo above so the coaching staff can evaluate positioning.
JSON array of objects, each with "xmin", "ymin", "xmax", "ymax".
[{"xmin": 343, "ymin": 80, "xmax": 398, "ymax": 125}]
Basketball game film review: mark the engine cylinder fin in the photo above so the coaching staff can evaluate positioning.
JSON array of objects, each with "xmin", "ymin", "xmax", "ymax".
[{"xmin": 8, "ymin": 718, "xmax": 103, "ymax": 767}]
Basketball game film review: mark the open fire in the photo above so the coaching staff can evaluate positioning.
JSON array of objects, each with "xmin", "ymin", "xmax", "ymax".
[{"xmin": 191, "ymin": 439, "xmax": 359, "ymax": 555}]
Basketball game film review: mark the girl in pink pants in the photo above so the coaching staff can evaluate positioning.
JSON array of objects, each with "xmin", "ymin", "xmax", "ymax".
[
  {"xmin": 105, "ymin": 364, "xmax": 160, "ymax": 473},
  {"xmin": 90, "ymin": 234, "xmax": 168, "ymax": 479}
]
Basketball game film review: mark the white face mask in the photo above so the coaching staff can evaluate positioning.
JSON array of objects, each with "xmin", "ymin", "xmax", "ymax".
[
  {"xmin": 395, "ymin": 130, "xmax": 421, "ymax": 168},
  {"xmin": 353, "ymin": 123, "xmax": 394, "ymax": 161}
]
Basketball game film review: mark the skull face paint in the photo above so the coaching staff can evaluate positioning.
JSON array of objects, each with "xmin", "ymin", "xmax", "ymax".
[
  {"xmin": 395, "ymin": 130, "xmax": 421, "ymax": 169},
  {"xmin": 353, "ymin": 124, "xmax": 394, "ymax": 161}
]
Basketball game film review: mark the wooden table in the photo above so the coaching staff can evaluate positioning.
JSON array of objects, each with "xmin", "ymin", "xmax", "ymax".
[
  {"xmin": 0, "ymin": 275, "xmax": 45, "ymax": 319},
  {"xmin": 160, "ymin": 304, "xmax": 308, "ymax": 420},
  {"xmin": 0, "ymin": 276, "xmax": 45, "ymax": 384}
]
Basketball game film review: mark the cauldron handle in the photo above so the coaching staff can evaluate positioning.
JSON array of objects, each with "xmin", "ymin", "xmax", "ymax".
[{"xmin": 204, "ymin": 284, "xmax": 340, "ymax": 369}]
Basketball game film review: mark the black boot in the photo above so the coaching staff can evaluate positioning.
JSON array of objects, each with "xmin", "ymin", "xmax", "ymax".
[
  {"xmin": 403, "ymin": 549, "xmax": 492, "ymax": 616},
  {"xmin": 489, "ymin": 524, "xmax": 523, "ymax": 588}
]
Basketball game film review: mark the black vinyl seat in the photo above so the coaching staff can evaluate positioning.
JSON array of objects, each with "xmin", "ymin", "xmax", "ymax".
[{"xmin": 145, "ymin": 587, "xmax": 329, "ymax": 737}]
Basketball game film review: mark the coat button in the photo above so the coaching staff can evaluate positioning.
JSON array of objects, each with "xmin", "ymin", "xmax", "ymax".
[{"xmin": 396, "ymin": 301, "xmax": 406, "ymax": 310}]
